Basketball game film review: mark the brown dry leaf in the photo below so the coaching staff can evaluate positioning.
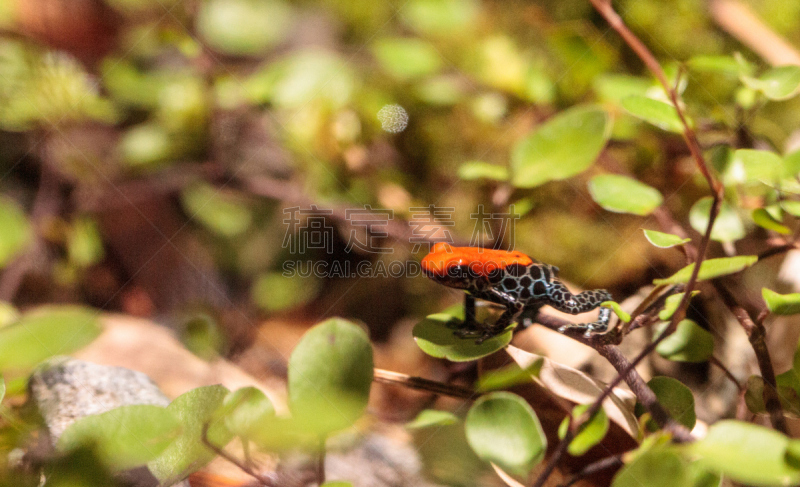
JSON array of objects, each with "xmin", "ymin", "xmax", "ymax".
[{"xmin": 505, "ymin": 345, "xmax": 638, "ymax": 439}]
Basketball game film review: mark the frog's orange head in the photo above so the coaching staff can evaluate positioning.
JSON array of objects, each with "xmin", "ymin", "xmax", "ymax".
[{"xmin": 421, "ymin": 243, "xmax": 533, "ymax": 289}]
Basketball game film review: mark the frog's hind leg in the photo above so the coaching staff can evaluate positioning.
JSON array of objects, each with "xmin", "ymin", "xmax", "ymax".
[{"xmin": 545, "ymin": 283, "xmax": 613, "ymax": 336}]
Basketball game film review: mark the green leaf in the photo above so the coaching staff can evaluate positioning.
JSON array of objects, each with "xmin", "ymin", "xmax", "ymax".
[
  {"xmin": 181, "ymin": 183, "xmax": 252, "ymax": 238},
  {"xmin": 744, "ymin": 373, "xmax": 800, "ymax": 417},
  {"xmin": 634, "ymin": 377, "xmax": 695, "ymax": 432},
  {"xmin": 643, "ymin": 229, "xmax": 691, "ymax": 248},
  {"xmin": 687, "ymin": 55, "xmax": 745, "ymax": 76},
  {"xmin": 621, "ymin": 95, "xmax": 685, "ymax": 133},
  {"xmin": 690, "ymin": 420, "xmax": 800, "ymax": 485},
  {"xmin": 288, "ymin": 318, "xmax": 373, "ymax": 435},
  {"xmin": 783, "ymin": 200, "xmax": 800, "ymax": 218},
  {"xmin": 217, "ymin": 387, "xmax": 275, "ymax": 439},
  {"xmin": 688, "ymin": 197, "xmax": 745, "ymax": 243},
  {"xmin": 593, "ymin": 74, "xmax": 651, "ymax": 104},
  {"xmin": 612, "ymin": 447, "xmax": 690, "ymax": 487},
  {"xmin": 602, "ymin": 301, "xmax": 630, "ymax": 323},
  {"xmin": 476, "ymin": 359, "xmax": 542, "ymax": 392},
  {"xmin": 321, "ymin": 482, "xmax": 353, "ymax": 487},
  {"xmin": 510, "ymin": 105, "xmax": 610, "ymax": 188},
  {"xmin": 252, "ymin": 272, "xmax": 318, "ymax": 312},
  {"xmin": 653, "ymin": 255, "xmax": 757, "ymax": 285},
  {"xmin": 725, "ymin": 149, "xmax": 784, "ymax": 185},
  {"xmin": 402, "ymin": 0, "xmax": 479, "ymax": 36},
  {"xmin": 67, "ymin": 217, "xmax": 105, "ymax": 268},
  {"xmin": 763, "ymin": 288, "xmax": 800, "ymax": 315},
  {"xmin": 245, "ymin": 51, "xmax": 355, "ymax": 109},
  {"xmin": 465, "ymin": 392, "xmax": 546, "ymax": 477},
  {"xmin": 412, "ymin": 304, "xmax": 513, "ymax": 362},
  {"xmin": 741, "ymin": 66, "xmax": 800, "ymax": 101},
  {"xmin": 753, "ymin": 208, "xmax": 791, "ymax": 234},
  {"xmin": 120, "ymin": 122, "xmax": 174, "ymax": 168},
  {"xmin": 372, "ymin": 37, "xmax": 443, "ymax": 81},
  {"xmin": 0, "ymin": 375, "xmax": 4, "ymax": 403},
  {"xmin": 197, "ymin": 0, "xmax": 291, "ymax": 56},
  {"xmin": 0, "ymin": 306, "xmax": 101, "ymax": 373},
  {"xmin": 148, "ymin": 385, "xmax": 232, "ymax": 486},
  {"xmin": 655, "ymin": 320, "xmax": 714, "ymax": 363},
  {"xmin": 658, "ymin": 292, "xmax": 699, "ymax": 321},
  {"xmin": 457, "ymin": 161, "xmax": 509, "ymax": 181},
  {"xmin": 406, "ymin": 409, "xmax": 460, "ymax": 429},
  {"xmin": 0, "ymin": 198, "xmax": 31, "ymax": 268},
  {"xmin": 58, "ymin": 405, "xmax": 181, "ymax": 470},
  {"xmin": 558, "ymin": 404, "xmax": 609, "ymax": 456},
  {"xmin": 588, "ymin": 174, "xmax": 663, "ymax": 216}
]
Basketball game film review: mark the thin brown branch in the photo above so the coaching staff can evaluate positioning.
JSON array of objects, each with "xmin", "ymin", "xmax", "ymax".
[
  {"xmin": 758, "ymin": 243, "xmax": 798, "ymax": 262},
  {"xmin": 373, "ymin": 368, "xmax": 476, "ymax": 400},
  {"xmin": 201, "ymin": 422, "xmax": 276, "ymax": 486},
  {"xmin": 560, "ymin": 454, "xmax": 624, "ymax": 487},
  {"xmin": 589, "ymin": 0, "xmax": 723, "ymax": 199},
  {"xmin": 712, "ymin": 281, "xmax": 787, "ymax": 433},
  {"xmin": 710, "ymin": 356, "xmax": 743, "ymax": 390}
]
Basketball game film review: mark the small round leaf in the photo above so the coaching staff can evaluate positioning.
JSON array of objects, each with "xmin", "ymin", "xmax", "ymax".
[
  {"xmin": 218, "ymin": 387, "xmax": 275, "ymax": 439},
  {"xmin": 654, "ymin": 320, "xmax": 714, "ymax": 363},
  {"xmin": 288, "ymin": 318, "xmax": 373, "ymax": 435},
  {"xmin": 653, "ymin": 256, "xmax": 757, "ymax": 285},
  {"xmin": 690, "ymin": 420, "xmax": 800, "ymax": 485},
  {"xmin": 621, "ymin": 95, "xmax": 685, "ymax": 133},
  {"xmin": 753, "ymin": 209, "xmax": 791, "ymax": 234},
  {"xmin": 510, "ymin": 106, "xmax": 609, "ymax": 188},
  {"xmin": 689, "ymin": 197, "xmax": 745, "ymax": 243},
  {"xmin": 412, "ymin": 305, "xmax": 512, "ymax": 362},
  {"xmin": 558, "ymin": 404, "xmax": 609, "ymax": 456},
  {"xmin": 465, "ymin": 392, "xmax": 546, "ymax": 477},
  {"xmin": 741, "ymin": 66, "xmax": 800, "ymax": 101},
  {"xmin": 637, "ymin": 377, "xmax": 696, "ymax": 431},
  {"xmin": 612, "ymin": 447, "xmax": 689, "ymax": 487},
  {"xmin": 763, "ymin": 288, "xmax": 800, "ymax": 315},
  {"xmin": 58, "ymin": 405, "xmax": 181, "ymax": 470},
  {"xmin": 588, "ymin": 175, "xmax": 663, "ymax": 216},
  {"xmin": 0, "ymin": 306, "xmax": 102, "ymax": 373},
  {"xmin": 643, "ymin": 229, "xmax": 691, "ymax": 248}
]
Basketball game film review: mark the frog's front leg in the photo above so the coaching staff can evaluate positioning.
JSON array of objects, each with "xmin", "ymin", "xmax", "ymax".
[
  {"xmin": 545, "ymin": 281, "xmax": 613, "ymax": 336},
  {"xmin": 450, "ymin": 293, "xmax": 481, "ymax": 333}
]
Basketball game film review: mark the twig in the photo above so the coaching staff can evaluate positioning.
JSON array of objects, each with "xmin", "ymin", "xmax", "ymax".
[
  {"xmin": 200, "ymin": 422, "xmax": 276, "ymax": 486},
  {"xmin": 560, "ymin": 454, "xmax": 624, "ymax": 487},
  {"xmin": 372, "ymin": 368, "xmax": 476, "ymax": 400},
  {"xmin": 710, "ymin": 356, "xmax": 743, "ymax": 390},
  {"xmin": 757, "ymin": 243, "xmax": 798, "ymax": 262},
  {"xmin": 712, "ymin": 282, "xmax": 788, "ymax": 434},
  {"xmin": 316, "ymin": 436, "xmax": 326, "ymax": 485}
]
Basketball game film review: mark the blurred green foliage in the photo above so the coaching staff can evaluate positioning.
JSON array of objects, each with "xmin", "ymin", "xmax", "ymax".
[{"xmin": 4, "ymin": 0, "xmax": 800, "ymax": 484}]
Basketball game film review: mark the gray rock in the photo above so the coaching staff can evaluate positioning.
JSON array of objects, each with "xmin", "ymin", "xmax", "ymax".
[
  {"xmin": 28, "ymin": 357, "xmax": 190, "ymax": 486},
  {"xmin": 29, "ymin": 357, "xmax": 171, "ymax": 443}
]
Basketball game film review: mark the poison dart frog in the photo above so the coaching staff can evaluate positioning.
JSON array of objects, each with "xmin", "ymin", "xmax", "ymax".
[{"xmin": 421, "ymin": 243, "xmax": 613, "ymax": 344}]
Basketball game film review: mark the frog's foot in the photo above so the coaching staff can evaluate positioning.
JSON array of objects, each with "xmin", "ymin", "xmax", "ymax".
[
  {"xmin": 453, "ymin": 327, "xmax": 484, "ymax": 338},
  {"xmin": 448, "ymin": 318, "xmax": 481, "ymax": 331}
]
